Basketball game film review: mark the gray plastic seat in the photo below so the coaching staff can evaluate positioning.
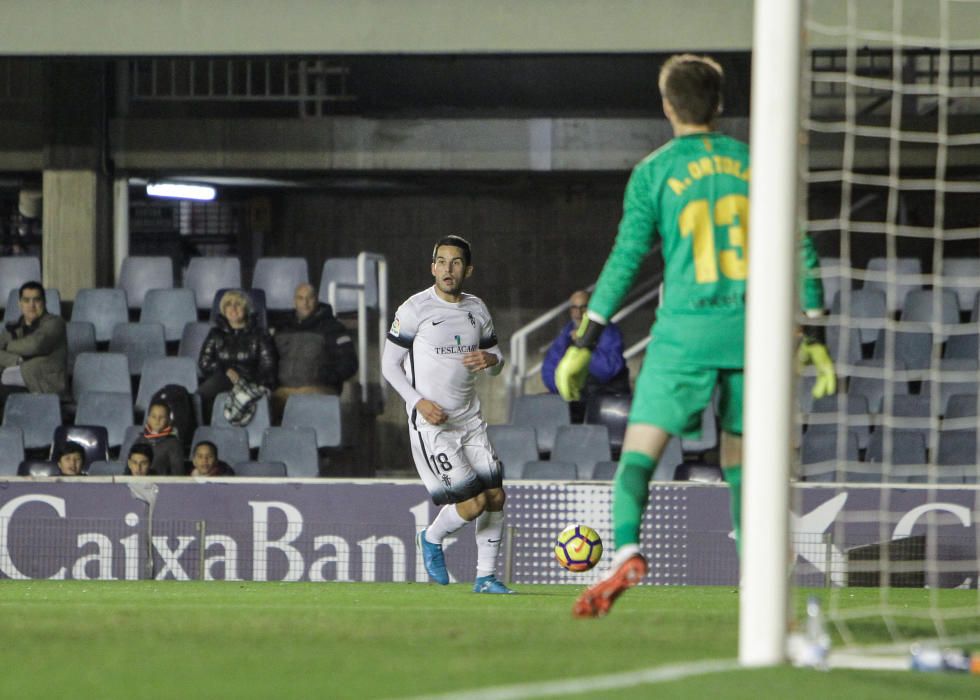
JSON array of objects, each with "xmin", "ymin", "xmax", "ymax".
[
  {"xmin": 281, "ymin": 394, "xmax": 342, "ymax": 448},
  {"xmin": 183, "ymin": 257, "xmax": 242, "ymax": 310},
  {"xmin": 865, "ymin": 430, "xmax": 927, "ymax": 468},
  {"xmin": 552, "ymin": 424, "xmax": 611, "ymax": 479},
  {"xmin": 901, "ymin": 289, "xmax": 961, "ymax": 341},
  {"xmin": 583, "ymin": 394, "xmax": 632, "ymax": 458},
  {"xmin": 0, "ymin": 426, "xmax": 25, "ymax": 476},
  {"xmin": 191, "ymin": 425, "xmax": 250, "ymax": 467},
  {"xmin": 0, "ymin": 256, "xmax": 41, "ymax": 309},
  {"xmin": 118, "ymin": 426, "xmax": 144, "ymax": 464},
  {"xmin": 936, "ymin": 431, "xmax": 979, "ymax": 483},
  {"xmin": 140, "ymin": 288, "xmax": 198, "ymax": 342},
  {"xmin": 118, "ymin": 256, "xmax": 174, "ymax": 309},
  {"xmin": 818, "ymin": 257, "xmax": 843, "ymax": 313},
  {"xmin": 74, "ymin": 391, "xmax": 135, "ymax": 449},
  {"xmin": 251, "ymin": 257, "xmax": 309, "ymax": 311},
  {"xmin": 50, "ymin": 424, "xmax": 110, "ymax": 466},
  {"xmin": 66, "ymin": 321, "xmax": 97, "ymax": 376},
  {"xmin": 800, "ymin": 429, "xmax": 860, "ymax": 479},
  {"xmin": 234, "ymin": 460, "xmax": 287, "ymax": 478},
  {"xmin": 919, "ymin": 358, "xmax": 979, "ymax": 416},
  {"xmin": 509, "ymin": 394, "xmax": 570, "ymax": 454},
  {"xmin": 673, "ymin": 463, "xmax": 724, "ymax": 483},
  {"xmin": 72, "ymin": 352, "xmax": 131, "ymax": 401},
  {"xmin": 3, "ymin": 393, "xmax": 61, "ymax": 450},
  {"xmin": 847, "ymin": 359, "xmax": 908, "ymax": 413},
  {"xmin": 3, "ymin": 287, "xmax": 61, "ymax": 324},
  {"xmin": 19, "ymin": 460, "xmax": 59, "ymax": 477},
  {"xmin": 71, "ymin": 288, "xmax": 129, "ymax": 342},
  {"xmin": 806, "ymin": 394, "xmax": 872, "ymax": 451},
  {"xmin": 88, "ymin": 460, "xmax": 124, "ymax": 476},
  {"xmin": 134, "ymin": 357, "xmax": 199, "ymax": 415},
  {"xmin": 945, "ymin": 393, "xmax": 978, "ymax": 419},
  {"xmin": 258, "ymin": 426, "xmax": 319, "ymax": 478},
  {"xmin": 944, "ymin": 330, "xmax": 978, "ymax": 361},
  {"xmin": 942, "ymin": 258, "xmax": 980, "ymax": 312},
  {"xmin": 863, "ymin": 256, "xmax": 923, "ymax": 315},
  {"xmin": 318, "ymin": 257, "xmax": 379, "ymax": 314},
  {"xmin": 824, "ymin": 324, "xmax": 863, "ymax": 364},
  {"xmin": 519, "ymin": 460, "xmax": 579, "ymax": 480},
  {"xmin": 487, "ymin": 425, "xmax": 538, "ymax": 479},
  {"xmin": 179, "ymin": 321, "xmax": 212, "ymax": 360},
  {"xmin": 831, "ymin": 288, "xmax": 887, "ymax": 345},
  {"xmin": 590, "ymin": 461, "xmax": 619, "ymax": 480},
  {"xmin": 212, "ymin": 392, "xmax": 271, "ymax": 449},
  {"xmin": 109, "ymin": 322, "xmax": 167, "ymax": 375}
]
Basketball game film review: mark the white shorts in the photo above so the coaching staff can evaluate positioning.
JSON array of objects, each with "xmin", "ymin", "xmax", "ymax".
[{"xmin": 409, "ymin": 413, "xmax": 503, "ymax": 506}]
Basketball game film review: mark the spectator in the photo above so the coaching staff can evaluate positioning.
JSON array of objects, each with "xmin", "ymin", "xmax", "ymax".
[
  {"xmin": 270, "ymin": 283, "xmax": 358, "ymax": 423},
  {"xmin": 190, "ymin": 440, "xmax": 234, "ymax": 477},
  {"xmin": 56, "ymin": 441, "xmax": 86, "ymax": 476},
  {"xmin": 125, "ymin": 443, "xmax": 156, "ymax": 476},
  {"xmin": 0, "ymin": 281, "xmax": 67, "ymax": 419},
  {"xmin": 137, "ymin": 400, "xmax": 185, "ymax": 475},
  {"xmin": 198, "ymin": 290, "xmax": 277, "ymax": 424},
  {"xmin": 542, "ymin": 290, "xmax": 629, "ymax": 420}
]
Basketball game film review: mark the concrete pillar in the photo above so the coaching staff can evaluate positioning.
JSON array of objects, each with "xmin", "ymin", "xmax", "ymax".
[{"xmin": 42, "ymin": 169, "xmax": 108, "ymax": 299}]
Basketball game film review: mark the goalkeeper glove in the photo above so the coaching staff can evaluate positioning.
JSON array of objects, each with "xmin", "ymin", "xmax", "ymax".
[
  {"xmin": 554, "ymin": 317, "xmax": 604, "ymax": 402},
  {"xmin": 798, "ymin": 340, "xmax": 836, "ymax": 399}
]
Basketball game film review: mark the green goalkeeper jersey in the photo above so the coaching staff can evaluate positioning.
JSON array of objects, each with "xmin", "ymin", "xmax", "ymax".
[{"xmin": 590, "ymin": 132, "xmax": 751, "ymax": 367}]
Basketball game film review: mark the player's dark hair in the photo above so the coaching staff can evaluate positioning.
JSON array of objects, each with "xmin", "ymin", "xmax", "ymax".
[
  {"xmin": 128, "ymin": 443, "xmax": 154, "ymax": 462},
  {"xmin": 19, "ymin": 281, "xmax": 45, "ymax": 305},
  {"xmin": 658, "ymin": 54, "xmax": 724, "ymax": 126},
  {"xmin": 193, "ymin": 440, "xmax": 218, "ymax": 458},
  {"xmin": 432, "ymin": 235, "xmax": 472, "ymax": 267}
]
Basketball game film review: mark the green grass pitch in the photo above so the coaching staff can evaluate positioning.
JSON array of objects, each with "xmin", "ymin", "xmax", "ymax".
[{"xmin": 0, "ymin": 581, "xmax": 977, "ymax": 699}]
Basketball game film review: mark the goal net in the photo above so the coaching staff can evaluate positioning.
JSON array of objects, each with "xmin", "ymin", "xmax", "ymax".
[{"xmin": 743, "ymin": 0, "xmax": 980, "ymax": 668}]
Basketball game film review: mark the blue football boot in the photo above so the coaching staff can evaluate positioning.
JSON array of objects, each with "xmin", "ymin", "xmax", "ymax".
[
  {"xmin": 416, "ymin": 528, "xmax": 449, "ymax": 585},
  {"xmin": 473, "ymin": 575, "xmax": 516, "ymax": 594}
]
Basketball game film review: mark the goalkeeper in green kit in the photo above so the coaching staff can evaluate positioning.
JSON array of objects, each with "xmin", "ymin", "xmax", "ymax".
[{"xmin": 556, "ymin": 54, "xmax": 836, "ymax": 618}]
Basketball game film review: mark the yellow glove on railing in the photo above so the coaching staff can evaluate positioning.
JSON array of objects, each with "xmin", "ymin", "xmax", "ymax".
[
  {"xmin": 798, "ymin": 341, "xmax": 836, "ymax": 398},
  {"xmin": 555, "ymin": 345, "xmax": 592, "ymax": 401}
]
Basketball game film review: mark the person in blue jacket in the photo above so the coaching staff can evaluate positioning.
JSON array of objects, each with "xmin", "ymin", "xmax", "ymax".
[{"xmin": 541, "ymin": 290, "xmax": 630, "ymax": 420}]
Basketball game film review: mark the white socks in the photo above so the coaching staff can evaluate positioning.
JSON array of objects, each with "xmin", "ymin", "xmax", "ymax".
[
  {"xmin": 425, "ymin": 504, "xmax": 468, "ymax": 544},
  {"xmin": 475, "ymin": 510, "xmax": 505, "ymax": 579}
]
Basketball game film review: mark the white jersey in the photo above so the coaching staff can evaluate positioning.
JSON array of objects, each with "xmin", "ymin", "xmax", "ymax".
[{"xmin": 383, "ymin": 287, "xmax": 502, "ymax": 424}]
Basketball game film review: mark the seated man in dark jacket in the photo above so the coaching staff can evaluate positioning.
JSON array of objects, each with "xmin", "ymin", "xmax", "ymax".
[
  {"xmin": 197, "ymin": 289, "xmax": 278, "ymax": 424},
  {"xmin": 0, "ymin": 281, "xmax": 67, "ymax": 420},
  {"xmin": 271, "ymin": 283, "xmax": 357, "ymax": 423}
]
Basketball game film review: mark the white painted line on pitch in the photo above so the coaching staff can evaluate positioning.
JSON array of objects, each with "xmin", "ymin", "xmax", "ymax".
[{"xmin": 399, "ymin": 658, "xmax": 740, "ymax": 700}]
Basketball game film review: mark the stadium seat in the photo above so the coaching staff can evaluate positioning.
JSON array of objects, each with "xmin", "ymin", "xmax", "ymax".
[
  {"xmin": 824, "ymin": 324, "xmax": 863, "ymax": 364},
  {"xmin": 919, "ymin": 358, "xmax": 980, "ymax": 417},
  {"xmin": 71, "ymin": 288, "xmax": 129, "ymax": 343},
  {"xmin": 118, "ymin": 426, "xmax": 144, "ymax": 464},
  {"xmin": 0, "ymin": 426, "xmax": 25, "ymax": 476},
  {"xmin": 179, "ymin": 321, "xmax": 212, "ymax": 360},
  {"xmin": 191, "ymin": 426, "xmax": 250, "ymax": 467},
  {"xmin": 3, "ymin": 287, "xmax": 61, "ymax": 324},
  {"xmin": 0, "ymin": 256, "xmax": 41, "ymax": 309},
  {"xmin": 18, "ymin": 460, "xmax": 59, "ymax": 477},
  {"xmin": 210, "ymin": 288, "xmax": 268, "ymax": 329},
  {"xmin": 831, "ymin": 288, "xmax": 887, "ymax": 345},
  {"xmin": 847, "ymin": 359, "xmax": 909, "ymax": 413},
  {"xmin": 936, "ymin": 430, "xmax": 980, "ymax": 483},
  {"xmin": 281, "ymin": 394, "xmax": 342, "ymax": 448},
  {"xmin": 800, "ymin": 429, "xmax": 860, "ymax": 480},
  {"xmin": 3, "ymin": 393, "xmax": 61, "ymax": 450},
  {"xmin": 942, "ymin": 258, "xmax": 980, "ymax": 313},
  {"xmin": 72, "ymin": 352, "xmax": 131, "ymax": 401},
  {"xmin": 50, "ymin": 424, "xmax": 110, "ymax": 467},
  {"xmin": 118, "ymin": 256, "xmax": 174, "ymax": 309},
  {"xmin": 183, "ymin": 257, "xmax": 242, "ymax": 310},
  {"xmin": 318, "ymin": 257, "xmax": 379, "ymax": 314},
  {"xmin": 590, "ymin": 460, "xmax": 618, "ymax": 480},
  {"xmin": 805, "ymin": 394, "xmax": 872, "ymax": 451},
  {"xmin": 88, "ymin": 460, "xmax": 123, "ymax": 476},
  {"xmin": 212, "ymin": 392, "xmax": 271, "ymax": 449},
  {"xmin": 258, "ymin": 426, "xmax": 319, "ymax": 477},
  {"xmin": 551, "ymin": 424, "xmax": 611, "ymax": 479},
  {"xmin": 134, "ymin": 357, "xmax": 199, "ymax": 415},
  {"xmin": 865, "ymin": 430, "xmax": 927, "ymax": 470},
  {"xmin": 487, "ymin": 425, "xmax": 538, "ymax": 479},
  {"xmin": 944, "ymin": 330, "xmax": 978, "ymax": 361},
  {"xmin": 874, "ymin": 326, "xmax": 933, "ymax": 373},
  {"xmin": 509, "ymin": 394, "xmax": 570, "ymax": 454},
  {"xmin": 251, "ymin": 257, "xmax": 309, "ymax": 311},
  {"xmin": 520, "ymin": 460, "xmax": 579, "ymax": 480},
  {"xmin": 65, "ymin": 321, "xmax": 97, "ymax": 376},
  {"xmin": 944, "ymin": 393, "xmax": 978, "ymax": 419},
  {"xmin": 74, "ymin": 391, "xmax": 135, "ymax": 449},
  {"xmin": 109, "ymin": 322, "xmax": 167, "ymax": 375},
  {"xmin": 901, "ymin": 289, "xmax": 961, "ymax": 341},
  {"xmin": 140, "ymin": 288, "xmax": 198, "ymax": 342},
  {"xmin": 583, "ymin": 393, "xmax": 631, "ymax": 458},
  {"xmin": 234, "ymin": 460, "xmax": 287, "ymax": 477},
  {"xmin": 863, "ymin": 256, "xmax": 923, "ymax": 315},
  {"xmin": 673, "ymin": 463, "xmax": 724, "ymax": 483},
  {"xmin": 818, "ymin": 256, "xmax": 843, "ymax": 313}
]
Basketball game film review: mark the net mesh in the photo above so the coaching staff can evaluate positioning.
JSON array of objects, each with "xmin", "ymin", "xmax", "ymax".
[{"xmin": 795, "ymin": 0, "xmax": 980, "ymax": 659}]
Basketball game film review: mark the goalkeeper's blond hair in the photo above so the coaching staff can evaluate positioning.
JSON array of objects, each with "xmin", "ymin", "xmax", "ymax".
[{"xmin": 658, "ymin": 54, "xmax": 724, "ymax": 126}]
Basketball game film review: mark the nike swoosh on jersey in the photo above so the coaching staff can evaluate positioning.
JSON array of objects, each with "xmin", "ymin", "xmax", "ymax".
[{"xmin": 431, "ymin": 320, "xmax": 446, "ymax": 325}]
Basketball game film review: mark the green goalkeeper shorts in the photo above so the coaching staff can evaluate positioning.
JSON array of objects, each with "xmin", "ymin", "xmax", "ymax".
[{"xmin": 629, "ymin": 357, "xmax": 743, "ymax": 438}]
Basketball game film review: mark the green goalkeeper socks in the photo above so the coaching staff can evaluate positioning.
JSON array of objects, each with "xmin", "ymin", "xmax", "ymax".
[
  {"xmin": 612, "ymin": 451, "xmax": 656, "ymax": 549},
  {"xmin": 722, "ymin": 465, "xmax": 742, "ymax": 556}
]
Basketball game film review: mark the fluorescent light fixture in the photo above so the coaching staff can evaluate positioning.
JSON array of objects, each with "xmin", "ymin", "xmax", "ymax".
[{"xmin": 146, "ymin": 182, "xmax": 216, "ymax": 201}]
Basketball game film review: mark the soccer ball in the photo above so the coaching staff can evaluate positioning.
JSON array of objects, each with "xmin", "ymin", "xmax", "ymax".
[{"xmin": 554, "ymin": 524, "xmax": 603, "ymax": 572}]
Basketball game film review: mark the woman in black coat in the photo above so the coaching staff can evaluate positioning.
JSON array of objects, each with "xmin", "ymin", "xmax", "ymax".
[{"xmin": 197, "ymin": 290, "xmax": 277, "ymax": 423}]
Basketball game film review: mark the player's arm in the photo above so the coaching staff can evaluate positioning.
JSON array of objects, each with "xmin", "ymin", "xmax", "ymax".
[{"xmin": 797, "ymin": 232, "xmax": 836, "ymax": 398}]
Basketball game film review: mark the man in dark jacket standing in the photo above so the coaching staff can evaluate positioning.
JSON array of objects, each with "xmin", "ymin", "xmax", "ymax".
[
  {"xmin": 0, "ymin": 281, "xmax": 67, "ymax": 419},
  {"xmin": 271, "ymin": 283, "xmax": 357, "ymax": 422}
]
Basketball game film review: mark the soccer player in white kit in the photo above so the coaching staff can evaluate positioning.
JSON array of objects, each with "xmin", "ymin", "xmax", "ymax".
[{"xmin": 382, "ymin": 235, "xmax": 514, "ymax": 594}]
